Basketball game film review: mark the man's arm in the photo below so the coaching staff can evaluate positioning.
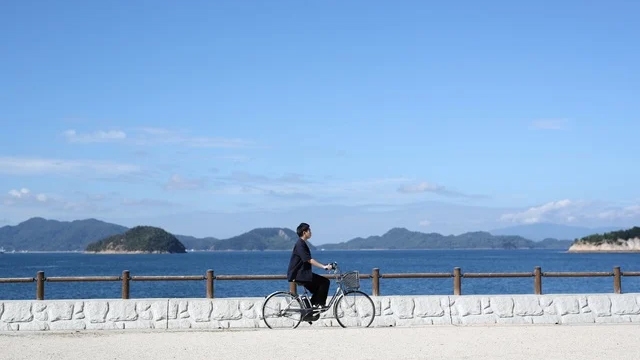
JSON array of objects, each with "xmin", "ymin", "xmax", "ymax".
[{"xmin": 309, "ymin": 258, "xmax": 331, "ymax": 270}]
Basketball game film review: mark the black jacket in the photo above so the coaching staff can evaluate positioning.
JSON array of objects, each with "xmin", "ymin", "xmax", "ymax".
[{"xmin": 287, "ymin": 238, "xmax": 312, "ymax": 282}]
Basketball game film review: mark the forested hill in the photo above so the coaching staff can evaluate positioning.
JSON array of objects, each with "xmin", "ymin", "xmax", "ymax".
[
  {"xmin": 209, "ymin": 228, "xmax": 316, "ymax": 251},
  {"xmin": 320, "ymin": 228, "xmax": 572, "ymax": 250},
  {"xmin": 572, "ymin": 226, "xmax": 640, "ymax": 245},
  {"xmin": 0, "ymin": 217, "xmax": 127, "ymax": 251},
  {"xmin": 85, "ymin": 226, "xmax": 187, "ymax": 254}
]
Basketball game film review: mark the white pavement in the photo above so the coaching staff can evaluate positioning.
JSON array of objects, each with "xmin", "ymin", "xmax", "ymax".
[{"xmin": 1, "ymin": 324, "xmax": 637, "ymax": 360}]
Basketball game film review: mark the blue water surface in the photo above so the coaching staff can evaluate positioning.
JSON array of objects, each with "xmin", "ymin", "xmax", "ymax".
[{"xmin": 2, "ymin": 249, "xmax": 640, "ymax": 300}]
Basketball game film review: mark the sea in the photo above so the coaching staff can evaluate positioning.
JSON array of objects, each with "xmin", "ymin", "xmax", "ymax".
[{"xmin": 1, "ymin": 249, "xmax": 640, "ymax": 301}]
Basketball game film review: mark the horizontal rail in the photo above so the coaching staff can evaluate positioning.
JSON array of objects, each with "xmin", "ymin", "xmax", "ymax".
[
  {"xmin": 381, "ymin": 273, "xmax": 452, "ymax": 279},
  {"xmin": 130, "ymin": 275, "xmax": 204, "ymax": 281},
  {"xmin": 215, "ymin": 274, "xmax": 287, "ymax": 280},
  {"xmin": 622, "ymin": 271, "xmax": 640, "ymax": 276},
  {"xmin": 543, "ymin": 272, "xmax": 612, "ymax": 277},
  {"xmin": 2, "ymin": 266, "xmax": 640, "ymax": 300},
  {"xmin": 0, "ymin": 277, "xmax": 34, "ymax": 283},
  {"xmin": 462, "ymin": 272, "xmax": 533, "ymax": 278},
  {"xmin": 46, "ymin": 276, "xmax": 121, "ymax": 282}
]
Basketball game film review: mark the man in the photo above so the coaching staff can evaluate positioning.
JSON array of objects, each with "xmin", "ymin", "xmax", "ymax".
[{"xmin": 287, "ymin": 222, "xmax": 332, "ymax": 310}]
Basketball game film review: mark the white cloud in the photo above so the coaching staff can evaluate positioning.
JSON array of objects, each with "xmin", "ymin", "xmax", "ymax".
[
  {"xmin": 499, "ymin": 199, "xmax": 574, "ymax": 224},
  {"xmin": 399, "ymin": 182, "xmax": 443, "ymax": 193},
  {"xmin": 419, "ymin": 219, "xmax": 431, "ymax": 227},
  {"xmin": 121, "ymin": 198, "xmax": 175, "ymax": 207},
  {"xmin": 64, "ymin": 129, "xmax": 127, "ymax": 143},
  {"xmin": 2, "ymin": 188, "xmax": 143, "ymax": 215},
  {"xmin": 0, "ymin": 157, "xmax": 141, "ymax": 176},
  {"xmin": 164, "ymin": 174, "xmax": 206, "ymax": 191},
  {"xmin": 220, "ymin": 171, "xmax": 310, "ymax": 185},
  {"xmin": 213, "ymin": 174, "xmax": 408, "ymax": 198},
  {"xmin": 64, "ymin": 128, "xmax": 254, "ymax": 149},
  {"xmin": 208, "ymin": 175, "xmax": 432, "ymax": 210},
  {"xmin": 137, "ymin": 128, "xmax": 252, "ymax": 148},
  {"xmin": 529, "ymin": 119, "xmax": 568, "ymax": 130},
  {"xmin": 215, "ymin": 155, "xmax": 252, "ymax": 163},
  {"xmin": 499, "ymin": 199, "xmax": 640, "ymax": 225},
  {"xmin": 4, "ymin": 188, "xmax": 50, "ymax": 206},
  {"xmin": 8, "ymin": 188, "xmax": 29, "ymax": 198},
  {"xmin": 594, "ymin": 205, "xmax": 640, "ymax": 220},
  {"xmin": 398, "ymin": 181, "xmax": 486, "ymax": 199}
]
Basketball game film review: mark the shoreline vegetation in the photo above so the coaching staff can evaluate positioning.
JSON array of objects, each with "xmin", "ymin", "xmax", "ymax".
[
  {"xmin": 85, "ymin": 226, "xmax": 186, "ymax": 254},
  {"xmin": 0, "ymin": 217, "xmax": 638, "ymax": 254},
  {"xmin": 568, "ymin": 227, "xmax": 640, "ymax": 253}
]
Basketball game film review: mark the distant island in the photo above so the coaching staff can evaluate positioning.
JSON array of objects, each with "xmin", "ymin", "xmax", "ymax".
[
  {"xmin": 85, "ymin": 226, "xmax": 187, "ymax": 254},
  {"xmin": 320, "ymin": 228, "xmax": 572, "ymax": 250},
  {"xmin": 0, "ymin": 216, "xmax": 622, "ymax": 252},
  {"xmin": 568, "ymin": 226, "xmax": 640, "ymax": 253}
]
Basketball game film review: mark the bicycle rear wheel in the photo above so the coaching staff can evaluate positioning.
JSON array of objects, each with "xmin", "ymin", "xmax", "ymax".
[
  {"xmin": 333, "ymin": 290, "xmax": 376, "ymax": 328},
  {"xmin": 262, "ymin": 291, "xmax": 303, "ymax": 329}
]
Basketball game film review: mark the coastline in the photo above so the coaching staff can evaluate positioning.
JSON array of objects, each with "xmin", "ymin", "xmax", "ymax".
[
  {"xmin": 567, "ymin": 237, "xmax": 640, "ymax": 253},
  {"xmin": 83, "ymin": 250, "xmax": 182, "ymax": 254},
  {"xmin": 0, "ymin": 248, "xmax": 572, "ymax": 254}
]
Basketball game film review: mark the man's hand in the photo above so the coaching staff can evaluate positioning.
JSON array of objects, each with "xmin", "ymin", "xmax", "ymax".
[{"xmin": 324, "ymin": 263, "xmax": 335, "ymax": 270}]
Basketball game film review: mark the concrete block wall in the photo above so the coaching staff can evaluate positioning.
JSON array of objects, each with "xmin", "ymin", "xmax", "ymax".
[{"xmin": 1, "ymin": 293, "xmax": 640, "ymax": 331}]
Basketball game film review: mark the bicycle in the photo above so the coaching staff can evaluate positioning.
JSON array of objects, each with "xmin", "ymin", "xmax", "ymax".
[{"xmin": 261, "ymin": 262, "xmax": 376, "ymax": 329}]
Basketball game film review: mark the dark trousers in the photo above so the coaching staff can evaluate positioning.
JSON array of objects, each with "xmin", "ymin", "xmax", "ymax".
[{"xmin": 301, "ymin": 273, "xmax": 330, "ymax": 306}]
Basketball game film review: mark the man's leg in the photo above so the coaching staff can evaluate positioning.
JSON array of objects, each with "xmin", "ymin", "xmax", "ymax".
[{"xmin": 308, "ymin": 273, "xmax": 330, "ymax": 307}]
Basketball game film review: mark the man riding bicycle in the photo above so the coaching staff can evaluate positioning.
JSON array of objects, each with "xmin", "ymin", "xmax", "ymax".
[{"xmin": 287, "ymin": 222, "xmax": 333, "ymax": 313}]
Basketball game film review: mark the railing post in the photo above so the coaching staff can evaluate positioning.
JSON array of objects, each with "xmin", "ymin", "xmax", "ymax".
[
  {"xmin": 289, "ymin": 281, "xmax": 297, "ymax": 295},
  {"xmin": 371, "ymin": 268, "xmax": 380, "ymax": 296},
  {"xmin": 453, "ymin": 267, "xmax": 461, "ymax": 295},
  {"xmin": 121, "ymin": 270, "xmax": 130, "ymax": 299},
  {"xmin": 534, "ymin": 266, "xmax": 542, "ymax": 295},
  {"xmin": 206, "ymin": 269, "xmax": 214, "ymax": 298},
  {"xmin": 36, "ymin": 271, "xmax": 45, "ymax": 300},
  {"xmin": 613, "ymin": 266, "xmax": 622, "ymax": 294}
]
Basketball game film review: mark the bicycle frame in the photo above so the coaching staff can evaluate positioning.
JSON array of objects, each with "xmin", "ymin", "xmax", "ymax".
[{"xmin": 296, "ymin": 262, "xmax": 354, "ymax": 315}]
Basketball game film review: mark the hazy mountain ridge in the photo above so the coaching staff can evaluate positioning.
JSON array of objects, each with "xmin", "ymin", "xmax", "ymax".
[
  {"xmin": 0, "ymin": 217, "xmax": 625, "ymax": 252},
  {"xmin": 321, "ymin": 227, "xmax": 572, "ymax": 250},
  {"xmin": 0, "ymin": 217, "xmax": 128, "ymax": 251},
  {"xmin": 0, "ymin": 218, "xmax": 312, "ymax": 251},
  {"xmin": 174, "ymin": 234, "xmax": 219, "ymax": 250}
]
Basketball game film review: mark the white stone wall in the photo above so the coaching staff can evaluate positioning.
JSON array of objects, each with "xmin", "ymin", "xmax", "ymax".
[{"xmin": 1, "ymin": 293, "xmax": 640, "ymax": 331}]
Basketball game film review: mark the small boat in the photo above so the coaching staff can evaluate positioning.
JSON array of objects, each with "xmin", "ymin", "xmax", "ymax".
[{"xmin": 0, "ymin": 247, "xmax": 4, "ymax": 254}]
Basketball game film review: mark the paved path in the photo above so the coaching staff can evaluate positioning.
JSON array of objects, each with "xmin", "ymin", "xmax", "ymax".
[{"xmin": 1, "ymin": 324, "xmax": 637, "ymax": 360}]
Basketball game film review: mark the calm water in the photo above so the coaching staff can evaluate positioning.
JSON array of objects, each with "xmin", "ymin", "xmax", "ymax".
[{"xmin": 1, "ymin": 249, "xmax": 640, "ymax": 300}]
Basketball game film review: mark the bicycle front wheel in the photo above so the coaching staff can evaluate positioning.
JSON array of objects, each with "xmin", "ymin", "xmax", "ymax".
[
  {"xmin": 261, "ymin": 291, "xmax": 303, "ymax": 329},
  {"xmin": 334, "ymin": 290, "xmax": 376, "ymax": 328}
]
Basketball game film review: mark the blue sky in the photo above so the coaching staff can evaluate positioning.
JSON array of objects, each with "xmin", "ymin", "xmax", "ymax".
[{"xmin": 1, "ymin": 1, "xmax": 639, "ymax": 244}]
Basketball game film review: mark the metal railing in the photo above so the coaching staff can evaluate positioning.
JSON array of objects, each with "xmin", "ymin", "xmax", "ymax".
[{"xmin": 1, "ymin": 266, "xmax": 639, "ymax": 300}]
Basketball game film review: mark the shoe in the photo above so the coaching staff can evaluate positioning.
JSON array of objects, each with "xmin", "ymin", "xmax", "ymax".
[
  {"xmin": 306, "ymin": 313, "xmax": 320, "ymax": 322},
  {"xmin": 302, "ymin": 310, "xmax": 320, "ymax": 322}
]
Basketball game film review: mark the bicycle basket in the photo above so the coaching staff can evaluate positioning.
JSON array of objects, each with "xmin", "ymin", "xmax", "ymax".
[{"xmin": 340, "ymin": 271, "xmax": 360, "ymax": 291}]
